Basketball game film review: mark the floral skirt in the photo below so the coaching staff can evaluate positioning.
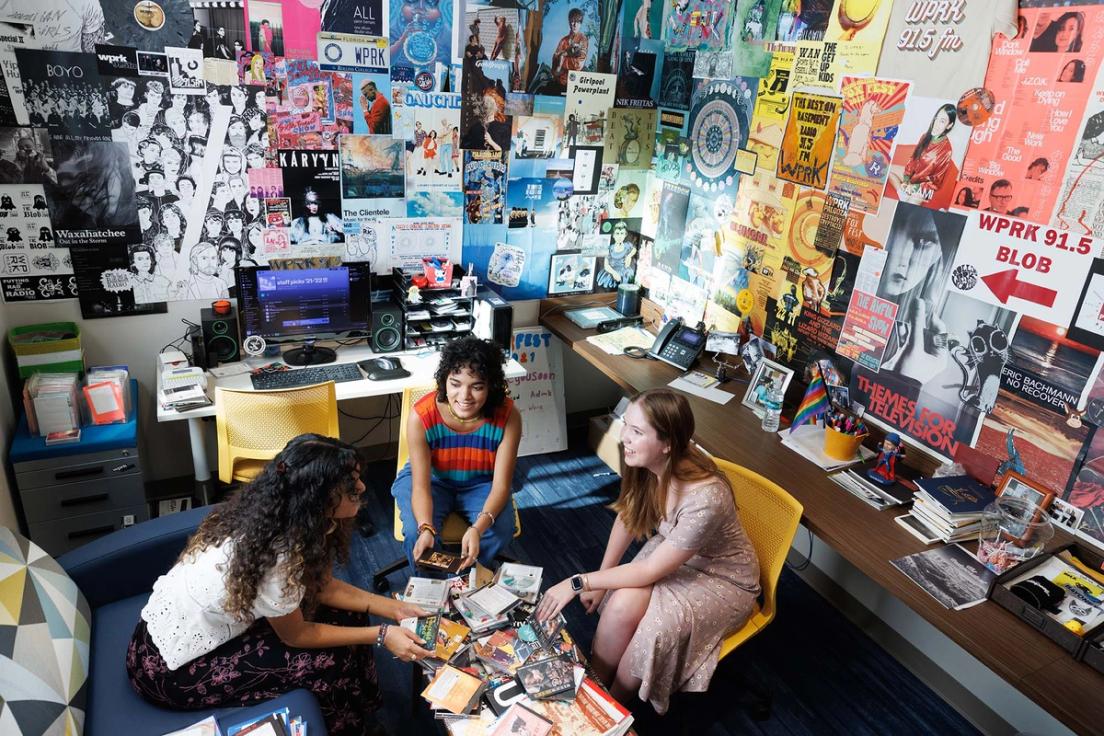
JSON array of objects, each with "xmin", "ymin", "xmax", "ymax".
[{"xmin": 127, "ymin": 606, "xmax": 382, "ymax": 735}]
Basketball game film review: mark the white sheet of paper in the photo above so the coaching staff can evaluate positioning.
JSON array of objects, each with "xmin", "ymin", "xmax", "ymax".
[
  {"xmin": 33, "ymin": 394, "xmax": 75, "ymax": 434},
  {"xmin": 85, "ymin": 383, "xmax": 121, "ymax": 416},
  {"xmin": 668, "ymin": 375, "xmax": 735, "ymax": 405}
]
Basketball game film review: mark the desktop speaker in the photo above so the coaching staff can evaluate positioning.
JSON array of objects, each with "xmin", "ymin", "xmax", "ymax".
[
  {"xmin": 199, "ymin": 306, "xmax": 241, "ymax": 367},
  {"xmin": 371, "ymin": 300, "xmax": 403, "ymax": 353}
]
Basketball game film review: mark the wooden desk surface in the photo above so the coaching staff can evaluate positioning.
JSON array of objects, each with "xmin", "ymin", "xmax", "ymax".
[{"xmin": 539, "ymin": 295, "xmax": 1104, "ymax": 736}]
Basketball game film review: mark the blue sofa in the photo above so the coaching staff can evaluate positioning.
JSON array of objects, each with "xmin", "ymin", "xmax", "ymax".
[{"xmin": 57, "ymin": 506, "xmax": 328, "ymax": 736}]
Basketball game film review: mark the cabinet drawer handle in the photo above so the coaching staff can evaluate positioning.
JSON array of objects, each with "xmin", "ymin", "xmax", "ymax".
[
  {"xmin": 55, "ymin": 466, "xmax": 105, "ymax": 481},
  {"xmin": 60, "ymin": 493, "xmax": 110, "ymax": 507},
  {"xmin": 67, "ymin": 525, "xmax": 114, "ymax": 540}
]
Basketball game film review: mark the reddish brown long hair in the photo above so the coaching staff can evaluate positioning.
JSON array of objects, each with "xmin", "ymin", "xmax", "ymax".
[{"xmin": 611, "ymin": 388, "xmax": 725, "ymax": 539}]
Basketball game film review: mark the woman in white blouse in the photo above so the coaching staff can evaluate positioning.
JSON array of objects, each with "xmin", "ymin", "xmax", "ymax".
[{"xmin": 127, "ymin": 434, "xmax": 432, "ymax": 735}]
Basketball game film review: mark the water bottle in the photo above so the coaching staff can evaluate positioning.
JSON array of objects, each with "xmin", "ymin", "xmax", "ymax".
[{"xmin": 760, "ymin": 389, "xmax": 783, "ymax": 433}]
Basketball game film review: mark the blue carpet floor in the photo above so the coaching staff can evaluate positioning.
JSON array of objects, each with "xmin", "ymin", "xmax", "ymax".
[{"xmin": 338, "ymin": 443, "xmax": 980, "ymax": 736}]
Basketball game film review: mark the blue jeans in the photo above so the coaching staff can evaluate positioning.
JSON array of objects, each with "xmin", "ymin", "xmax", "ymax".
[{"xmin": 391, "ymin": 463, "xmax": 514, "ymax": 569}]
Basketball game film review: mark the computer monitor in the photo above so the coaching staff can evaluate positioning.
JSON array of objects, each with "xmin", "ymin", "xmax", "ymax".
[{"xmin": 236, "ymin": 263, "xmax": 372, "ymax": 366}]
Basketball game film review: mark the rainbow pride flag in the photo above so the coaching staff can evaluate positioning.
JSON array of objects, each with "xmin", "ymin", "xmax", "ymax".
[{"xmin": 789, "ymin": 373, "xmax": 828, "ymax": 433}]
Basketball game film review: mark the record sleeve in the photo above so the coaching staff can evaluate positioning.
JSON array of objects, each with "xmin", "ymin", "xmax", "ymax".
[{"xmin": 102, "ymin": 0, "xmax": 196, "ymax": 51}]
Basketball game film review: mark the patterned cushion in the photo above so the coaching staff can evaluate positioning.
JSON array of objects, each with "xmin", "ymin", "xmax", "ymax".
[{"xmin": 0, "ymin": 527, "xmax": 90, "ymax": 735}]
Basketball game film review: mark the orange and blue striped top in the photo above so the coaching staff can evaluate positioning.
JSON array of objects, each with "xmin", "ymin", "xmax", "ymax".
[{"xmin": 415, "ymin": 391, "xmax": 513, "ymax": 485}]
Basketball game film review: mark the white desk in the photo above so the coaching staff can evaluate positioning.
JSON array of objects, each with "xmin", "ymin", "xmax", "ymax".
[{"xmin": 157, "ymin": 345, "xmax": 526, "ymax": 496}]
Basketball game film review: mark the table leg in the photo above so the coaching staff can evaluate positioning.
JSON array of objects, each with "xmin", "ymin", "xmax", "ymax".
[{"xmin": 188, "ymin": 417, "xmax": 212, "ymax": 505}]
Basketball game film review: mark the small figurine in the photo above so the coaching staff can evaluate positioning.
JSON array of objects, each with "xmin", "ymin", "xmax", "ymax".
[
  {"xmin": 407, "ymin": 285, "xmax": 422, "ymax": 304},
  {"xmin": 868, "ymin": 432, "xmax": 904, "ymax": 486}
]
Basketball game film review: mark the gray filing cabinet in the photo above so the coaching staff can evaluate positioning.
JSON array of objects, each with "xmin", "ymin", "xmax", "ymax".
[{"xmin": 9, "ymin": 379, "xmax": 148, "ymax": 556}]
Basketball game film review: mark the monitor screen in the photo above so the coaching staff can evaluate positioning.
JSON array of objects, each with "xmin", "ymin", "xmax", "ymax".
[{"xmin": 237, "ymin": 264, "xmax": 372, "ymax": 344}]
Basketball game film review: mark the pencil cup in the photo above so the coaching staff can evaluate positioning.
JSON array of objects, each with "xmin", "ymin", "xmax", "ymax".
[{"xmin": 823, "ymin": 426, "xmax": 865, "ymax": 461}]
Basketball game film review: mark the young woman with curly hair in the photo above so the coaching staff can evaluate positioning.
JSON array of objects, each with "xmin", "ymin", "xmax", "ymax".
[
  {"xmin": 127, "ymin": 434, "xmax": 432, "ymax": 735},
  {"xmin": 392, "ymin": 335, "xmax": 521, "ymax": 569}
]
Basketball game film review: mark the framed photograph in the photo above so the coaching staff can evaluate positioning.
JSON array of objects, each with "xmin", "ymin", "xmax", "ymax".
[
  {"xmin": 569, "ymin": 145, "xmax": 603, "ymax": 195},
  {"xmin": 997, "ymin": 472, "xmax": 1055, "ymax": 511},
  {"xmin": 996, "ymin": 471, "xmax": 1054, "ymax": 543},
  {"xmin": 742, "ymin": 358, "xmax": 794, "ymax": 417}
]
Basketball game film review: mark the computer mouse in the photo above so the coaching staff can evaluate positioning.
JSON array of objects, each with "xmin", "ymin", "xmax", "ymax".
[{"xmin": 358, "ymin": 357, "xmax": 409, "ymax": 380}]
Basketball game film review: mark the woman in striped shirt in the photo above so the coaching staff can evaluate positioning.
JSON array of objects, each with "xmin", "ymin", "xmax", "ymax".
[{"xmin": 392, "ymin": 336, "xmax": 522, "ymax": 568}]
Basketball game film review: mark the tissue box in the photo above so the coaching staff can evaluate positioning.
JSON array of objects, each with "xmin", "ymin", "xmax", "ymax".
[{"xmin": 9, "ymin": 322, "xmax": 83, "ymax": 378}]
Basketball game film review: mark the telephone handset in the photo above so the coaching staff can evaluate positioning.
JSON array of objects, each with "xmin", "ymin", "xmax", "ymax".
[{"xmin": 648, "ymin": 317, "xmax": 707, "ymax": 371}]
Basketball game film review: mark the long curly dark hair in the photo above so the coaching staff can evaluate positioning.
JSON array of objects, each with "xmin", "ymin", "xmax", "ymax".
[
  {"xmin": 433, "ymin": 335, "xmax": 509, "ymax": 417},
  {"xmin": 180, "ymin": 434, "xmax": 359, "ymax": 623}
]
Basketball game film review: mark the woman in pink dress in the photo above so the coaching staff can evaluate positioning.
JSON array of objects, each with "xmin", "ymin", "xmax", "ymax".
[{"xmin": 538, "ymin": 389, "xmax": 760, "ymax": 714}]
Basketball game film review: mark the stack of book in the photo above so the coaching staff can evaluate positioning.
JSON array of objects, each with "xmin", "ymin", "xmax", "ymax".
[
  {"xmin": 829, "ymin": 459, "xmax": 919, "ymax": 511},
  {"xmin": 906, "ymin": 475, "xmax": 997, "ymax": 543}
]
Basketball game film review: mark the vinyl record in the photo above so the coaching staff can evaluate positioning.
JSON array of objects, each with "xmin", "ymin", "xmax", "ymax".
[{"xmin": 102, "ymin": 0, "xmax": 196, "ymax": 51}]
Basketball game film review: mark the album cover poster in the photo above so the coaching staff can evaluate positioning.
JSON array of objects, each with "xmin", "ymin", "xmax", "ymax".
[
  {"xmin": 884, "ymin": 95, "xmax": 970, "ymax": 212},
  {"xmin": 189, "ymin": 3, "xmax": 245, "ymax": 60},
  {"xmin": 652, "ymin": 180, "xmax": 690, "ymax": 275},
  {"xmin": 0, "ymin": 182, "xmax": 73, "ymax": 303},
  {"xmin": 101, "ymin": 0, "xmax": 195, "ymax": 50},
  {"xmin": 321, "ymin": 0, "xmax": 385, "ymax": 37},
  {"xmin": 960, "ymin": 4, "xmax": 1104, "ymax": 227},
  {"xmin": 827, "ymin": 76, "xmax": 909, "ymax": 215},
  {"xmin": 548, "ymin": 251, "xmax": 596, "ymax": 294},
  {"xmin": 619, "ymin": 0, "xmax": 664, "ymax": 45},
  {"xmin": 463, "ymin": 149, "xmax": 506, "ymax": 225},
  {"xmin": 339, "ymin": 133, "xmax": 405, "ymax": 220},
  {"xmin": 166, "ymin": 46, "xmax": 206, "ymax": 95},
  {"xmin": 245, "ymin": 0, "xmax": 320, "ymax": 60},
  {"xmin": 461, "ymin": 58, "xmax": 512, "ymax": 151},
  {"xmin": 16, "ymin": 49, "xmax": 111, "ymax": 139},
  {"xmin": 238, "ymin": 49, "xmax": 274, "ymax": 86},
  {"xmin": 774, "ymin": 0, "xmax": 831, "ymax": 42},
  {"xmin": 614, "ymin": 39, "xmax": 660, "ymax": 110},
  {"xmin": 407, "ymin": 92, "xmax": 460, "ymax": 190},
  {"xmin": 407, "ymin": 190, "xmax": 463, "ymax": 218},
  {"xmin": 389, "ymin": 0, "xmax": 453, "ymax": 89},
  {"xmin": 657, "ymin": 50, "xmax": 694, "ymax": 111},
  {"xmin": 662, "ymin": 0, "xmax": 730, "ymax": 52},
  {"xmin": 278, "ymin": 148, "xmax": 344, "ymax": 246},
  {"xmin": 70, "ymin": 243, "xmax": 168, "ymax": 318},
  {"xmin": 512, "ymin": 113, "xmax": 566, "ymax": 160},
  {"xmin": 351, "ymin": 71, "xmax": 393, "ymax": 134},
  {"xmin": 776, "ymin": 91, "xmax": 840, "ymax": 190},
  {"xmin": 44, "ymin": 139, "xmax": 140, "ymax": 244},
  {"xmin": 0, "ymin": 20, "xmax": 37, "ymax": 125},
  {"xmin": 464, "ymin": 7, "xmax": 523, "ymax": 74},
  {"xmin": 685, "ymin": 78, "xmax": 754, "ymax": 195},
  {"xmin": 605, "ymin": 108, "xmax": 656, "ymax": 171},
  {"xmin": 747, "ymin": 45, "xmax": 793, "ymax": 174},
  {"xmin": 528, "ymin": 0, "xmax": 599, "ymax": 95}
]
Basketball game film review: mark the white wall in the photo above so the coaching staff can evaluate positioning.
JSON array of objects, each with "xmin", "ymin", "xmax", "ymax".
[{"xmin": 0, "ymin": 301, "xmax": 20, "ymax": 530}]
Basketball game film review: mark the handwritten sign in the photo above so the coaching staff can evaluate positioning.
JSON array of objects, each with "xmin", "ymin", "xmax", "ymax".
[{"xmin": 509, "ymin": 328, "xmax": 567, "ymax": 457}]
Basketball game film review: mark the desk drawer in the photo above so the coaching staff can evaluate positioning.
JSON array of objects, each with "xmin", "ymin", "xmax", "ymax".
[
  {"xmin": 20, "ymin": 475, "xmax": 146, "ymax": 525},
  {"xmin": 15, "ymin": 449, "xmax": 140, "ymax": 491},
  {"xmin": 29, "ymin": 503, "xmax": 148, "ymax": 557}
]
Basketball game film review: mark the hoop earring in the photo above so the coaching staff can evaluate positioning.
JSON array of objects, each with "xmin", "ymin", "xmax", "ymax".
[{"xmin": 325, "ymin": 518, "xmax": 338, "ymax": 535}]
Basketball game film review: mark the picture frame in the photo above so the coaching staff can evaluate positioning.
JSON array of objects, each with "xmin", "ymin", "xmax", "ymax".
[
  {"xmin": 995, "ymin": 471, "xmax": 1055, "ymax": 543},
  {"xmin": 568, "ymin": 145, "xmax": 603, "ymax": 195},
  {"xmin": 742, "ymin": 358, "xmax": 793, "ymax": 417}
]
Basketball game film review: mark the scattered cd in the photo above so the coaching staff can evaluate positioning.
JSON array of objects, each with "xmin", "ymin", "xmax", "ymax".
[
  {"xmin": 243, "ymin": 334, "xmax": 267, "ymax": 356},
  {"xmin": 102, "ymin": 0, "xmax": 196, "ymax": 51}
]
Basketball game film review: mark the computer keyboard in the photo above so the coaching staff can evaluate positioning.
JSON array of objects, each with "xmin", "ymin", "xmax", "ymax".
[{"xmin": 250, "ymin": 363, "xmax": 364, "ymax": 390}]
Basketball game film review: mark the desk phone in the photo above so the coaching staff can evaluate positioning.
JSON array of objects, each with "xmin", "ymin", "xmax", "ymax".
[{"xmin": 648, "ymin": 318, "xmax": 706, "ymax": 371}]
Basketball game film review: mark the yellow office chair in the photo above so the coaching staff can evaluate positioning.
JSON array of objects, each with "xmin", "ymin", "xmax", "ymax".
[
  {"xmin": 709, "ymin": 458, "xmax": 803, "ymax": 721},
  {"xmin": 372, "ymin": 385, "xmax": 522, "ymax": 590},
  {"xmin": 215, "ymin": 382, "xmax": 340, "ymax": 484}
]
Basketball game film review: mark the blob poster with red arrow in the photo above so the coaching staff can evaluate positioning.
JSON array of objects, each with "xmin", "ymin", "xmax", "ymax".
[{"xmin": 945, "ymin": 211, "xmax": 1096, "ymax": 326}]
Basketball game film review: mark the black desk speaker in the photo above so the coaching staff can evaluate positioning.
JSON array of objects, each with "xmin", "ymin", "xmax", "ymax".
[
  {"xmin": 371, "ymin": 300, "xmax": 403, "ymax": 353},
  {"xmin": 198, "ymin": 306, "xmax": 240, "ymax": 367}
]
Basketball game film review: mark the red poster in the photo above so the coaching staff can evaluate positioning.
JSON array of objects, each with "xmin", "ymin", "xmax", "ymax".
[{"xmin": 958, "ymin": 5, "xmax": 1104, "ymax": 225}]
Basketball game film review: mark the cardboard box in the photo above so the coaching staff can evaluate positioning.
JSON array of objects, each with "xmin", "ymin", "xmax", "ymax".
[{"xmin": 588, "ymin": 414, "xmax": 623, "ymax": 475}]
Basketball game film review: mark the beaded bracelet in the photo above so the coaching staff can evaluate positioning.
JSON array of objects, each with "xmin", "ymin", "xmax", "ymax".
[{"xmin": 376, "ymin": 623, "xmax": 389, "ymax": 648}]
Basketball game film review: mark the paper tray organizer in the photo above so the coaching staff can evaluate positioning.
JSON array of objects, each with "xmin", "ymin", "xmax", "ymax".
[
  {"xmin": 9, "ymin": 322, "xmax": 83, "ymax": 378},
  {"xmin": 986, "ymin": 542, "xmax": 1104, "ymax": 661}
]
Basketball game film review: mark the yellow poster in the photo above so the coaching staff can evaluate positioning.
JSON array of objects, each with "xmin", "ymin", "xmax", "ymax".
[
  {"xmin": 748, "ymin": 46, "xmax": 795, "ymax": 173},
  {"xmin": 825, "ymin": 0, "xmax": 894, "ymax": 75},
  {"xmin": 776, "ymin": 91, "xmax": 841, "ymax": 189}
]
